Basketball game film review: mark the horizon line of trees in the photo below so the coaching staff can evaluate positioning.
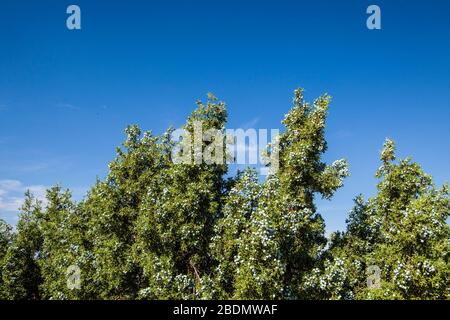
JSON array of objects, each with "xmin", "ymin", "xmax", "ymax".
[{"xmin": 0, "ymin": 88, "xmax": 449, "ymax": 300}]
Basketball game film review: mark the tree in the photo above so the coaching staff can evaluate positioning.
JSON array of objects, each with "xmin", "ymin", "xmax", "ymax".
[
  {"xmin": 2, "ymin": 89, "xmax": 448, "ymax": 301},
  {"xmin": 0, "ymin": 219, "xmax": 13, "ymax": 259},
  {"xmin": 307, "ymin": 139, "xmax": 450, "ymax": 299},
  {"xmin": 212, "ymin": 88, "xmax": 349, "ymax": 299},
  {"xmin": 0, "ymin": 218, "xmax": 14, "ymax": 299},
  {"xmin": 37, "ymin": 186, "xmax": 93, "ymax": 299},
  {"xmin": 1, "ymin": 192, "xmax": 43, "ymax": 300},
  {"xmin": 82, "ymin": 125, "xmax": 169, "ymax": 299},
  {"xmin": 209, "ymin": 168, "xmax": 262, "ymax": 298},
  {"xmin": 135, "ymin": 94, "xmax": 228, "ymax": 299}
]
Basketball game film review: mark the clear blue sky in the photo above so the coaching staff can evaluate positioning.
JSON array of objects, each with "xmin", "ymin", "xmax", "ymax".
[{"xmin": 1, "ymin": 0, "xmax": 449, "ymax": 233}]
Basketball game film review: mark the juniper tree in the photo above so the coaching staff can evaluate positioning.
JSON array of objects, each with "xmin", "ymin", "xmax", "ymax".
[
  {"xmin": 82, "ymin": 125, "xmax": 170, "ymax": 299},
  {"xmin": 3, "ymin": 90, "xmax": 448, "ymax": 301},
  {"xmin": 0, "ymin": 218, "xmax": 14, "ymax": 299},
  {"xmin": 1, "ymin": 192, "xmax": 43, "ymax": 300},
  {"xmin": 37, "ymin": 186, "xmax": 94, "ymax": 299},
  {"xmin": 213, "ymin": 88, "xmax": 349, "ymax": 299},
  {"xmin": 303, "ymin": 196, "xmax": 370, "ymax": 299},
  {"xmin": 0, "ymin": 219, "xmax": 13, "ymax": 259},
  {"xmin": 364, "ymin": 139, "xmax": 450, "ymax": 299},
  {"xmin": 209, "ymin": 168, "xmax": 262, "ymax": 298},
  {"xmin": 134, "ymin": 94, "xmax": 228, "ymax": 299},
  {"xmin": 306, "ymin": 139, "xmax": 450, "ymax": 299}
]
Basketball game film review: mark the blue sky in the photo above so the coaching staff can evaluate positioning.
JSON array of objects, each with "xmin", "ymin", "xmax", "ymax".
[{"xmin": 1, "ymin": 0, "xmax": 449, "ymax": 233}]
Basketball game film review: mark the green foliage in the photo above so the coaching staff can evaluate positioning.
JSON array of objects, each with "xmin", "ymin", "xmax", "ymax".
[
  {"xmin": 0, "ymin": 218, "xmax": 14, "ymax": 299},
  {"xmin": 307, "ymin": 139, "xmax": 450, "ymax": 300},
  {"xmin": 38, "ymin": 186, "xmax": 92, "ymax": 299},
  {"xmin": 210, "ymin": 169, "xmax": 262, "ymax": 298},
  {"xmin": 1, "ymin": 192, "xmax": 43, "ymax": 299},
  {"xmin": 135, "ymin": 94, "xmax": 228, "ymax": 299},
  {"xmin": 0, "ymin": 89, "xmax": 448, "ymax": 300},
  {"xmin": 81, "ymin": 124, "xmax": 168, "ymax": 299},
  {"xmin": 211, "ymin": 89, "xmax": 349, "ymax": 299}
]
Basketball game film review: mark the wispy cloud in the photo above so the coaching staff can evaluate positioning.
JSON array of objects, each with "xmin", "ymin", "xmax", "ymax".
[
  {"xmin": 12, "ymin": 162, "xmax": 52, "ymax": 173},
  {"xmin": 56, "ymin": 103, "xmax": 80, "ymax": 111},
  {"xmin": 0, "ymin": 179, "xmax": 48, "ymax": 213},
  {"xmin": 240, "ymin": 117, "xmax": 260, "ymax": 129},
  {"xmin": 7, "ymin": 157, "xmax": 74, "ymax": 174},
  {"xmin": 335, "ymin": 130, "xmax": 353, "ymax": 139},
  {"xmin": 0, "ymin": 180, "xmax": 88, "ymax": 219}
]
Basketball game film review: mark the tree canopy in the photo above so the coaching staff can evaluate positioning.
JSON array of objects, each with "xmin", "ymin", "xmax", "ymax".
[{"xmin": 0, "ymin": 89, "xmax": 448, "ymax": 300}]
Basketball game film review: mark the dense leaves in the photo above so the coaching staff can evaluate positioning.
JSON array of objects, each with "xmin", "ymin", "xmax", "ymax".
[
  {"xmin": 0, "ymin": 89, "xmax": 448, "ymax": 300},
  {"xmin": 305, "ymin": 139, "xmax": 450, "ymax": 299},
  {"xmin": 1, "ymin": 192, "xmax": 43, "ymax": 299}
]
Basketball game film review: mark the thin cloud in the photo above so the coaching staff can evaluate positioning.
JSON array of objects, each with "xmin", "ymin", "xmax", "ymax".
[
  {"xmin": 9, "ymin": 157, "xmax": 74, "ymax": 173},
  {"xmin": 240, "ymin": 117, "xmax": 260, "ymax": 129},
  {"xmin": 12, "ymin": 162, "xmax": 52, "ymax": 173},
  {"xmin": 0, "ymin": 180, "xmax": 22, "ymax": 191},
  {"xmin": 0, "ymin": 196, "xmax": 22, "ymax": 212},
  {"xmin": 335, "ymin": 130, "xmax": 353, "ymax": 139},
  {"xmin": 56, "ymin": 103, "xmax": 80, "ymax": 111},
  {"xmin": 0, "ymin": 180, "xmax": 88, "ymax": 221},
  {"xmin": 0, "ymin": 179, "xmax": 48, "ymax": 213}
]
